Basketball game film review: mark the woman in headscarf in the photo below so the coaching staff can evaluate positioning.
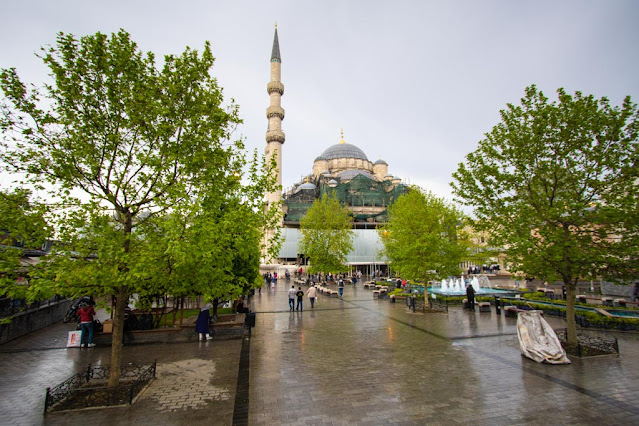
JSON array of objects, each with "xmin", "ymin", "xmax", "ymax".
[{"xmin": 195, "ymin": 304, "xmax": 212, "ymax": 341}]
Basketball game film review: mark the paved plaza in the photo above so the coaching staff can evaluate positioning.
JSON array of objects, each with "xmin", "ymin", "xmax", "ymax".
[{"xmin": 1, "ymin": 283, "xmax": 638, "ymax": 425}]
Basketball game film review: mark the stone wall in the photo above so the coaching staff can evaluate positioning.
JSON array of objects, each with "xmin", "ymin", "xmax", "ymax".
[
  {"xmin": 0, "ymin": 299, "xmax": 72, "ymax": 345},
  {"xmin": 601, "ymin": 281, "xmax": 634, "ymax": 297}
]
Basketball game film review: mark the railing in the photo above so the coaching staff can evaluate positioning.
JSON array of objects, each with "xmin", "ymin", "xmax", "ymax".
[
  {"xmin": 44, "ymin": 361, "xmax": 156, "ymax": 414},
  {"xmin": 0, "ymin": 295, "xmax": 64, "ymax": 318}
]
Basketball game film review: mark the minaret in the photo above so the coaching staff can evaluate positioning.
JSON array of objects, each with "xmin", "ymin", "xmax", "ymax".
[
  {"xmin": 265, "ymin": 23, "xmax": 285, "ymax": 208},
  {"xmin": 263, "ymin": 24, "xmax": 285, "ymax": 263}
]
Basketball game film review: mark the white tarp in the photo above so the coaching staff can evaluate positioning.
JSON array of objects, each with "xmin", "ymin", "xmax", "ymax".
[{"xmin": 517, "ymin": 311, "xmax": 570, "ymax": 364}]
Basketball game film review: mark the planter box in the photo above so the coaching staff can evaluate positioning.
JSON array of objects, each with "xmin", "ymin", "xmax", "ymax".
[{"xmin": 93, "ymin": 313, "xmax": 247, "ymax": 346}]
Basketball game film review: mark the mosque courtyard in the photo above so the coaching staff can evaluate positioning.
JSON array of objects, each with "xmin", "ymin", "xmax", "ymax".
[{"xmin": 1, "ymin": 283, "xmax": 638, "ymax": 425}]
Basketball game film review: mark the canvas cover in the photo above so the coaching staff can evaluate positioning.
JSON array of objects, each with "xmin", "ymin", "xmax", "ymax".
[{"xmin": 517, "ymin": 311, "xmax": 570, "ymax": 364}]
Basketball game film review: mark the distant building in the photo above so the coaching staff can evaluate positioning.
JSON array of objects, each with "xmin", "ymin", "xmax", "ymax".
[{"xmin": 262, "ymin": 27, "xmax": 407, "ymax": 275}]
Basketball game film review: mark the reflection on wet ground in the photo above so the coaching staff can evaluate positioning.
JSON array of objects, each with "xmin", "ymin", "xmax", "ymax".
[{"xmin": 1, "ymin": 283, "xmax": 638, "ymax": 425}]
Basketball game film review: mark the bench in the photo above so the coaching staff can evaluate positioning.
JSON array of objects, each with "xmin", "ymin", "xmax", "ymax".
[
  {"xmin": 614, "ymin": 299, "xmax": 628, "ymax": 307},
  {"xmin": 576, "ymin": 294, "xmax": 587, "ymax": 304},
  {"xmin": 373, "ymin": 290, "xmax": 380, "ymax": 299},
  {"xmin": 602, "ymin": 297, "xmax": 614, "ymax": 307},
  {"xmin": 478, "ymin": 302, "xmax": 491, "ymax": 312}
]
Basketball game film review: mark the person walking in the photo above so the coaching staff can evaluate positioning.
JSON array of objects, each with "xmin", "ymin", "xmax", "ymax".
[
  {"xmin": 288, "ymin": 285, "xmax": 296, "ymax": 311},
  {"xmin": 195, "ymin": 305, "xmax": 211, "ymax": 340},
  {"xmin": 296, "ymin": 286, "xmax": 304, "ymax": 311},
  {"xmin": 76, "ymin": 302, "xmax": 97, "ymax": 348},
  {"xmin": 466, "ymin": 283, "xmax": 476, "ymax": 311},
  {"xmin": 307, "ymin": 284, "xmax": 317, "ymax": 308},
  {"xmin": 338, "ymin": 278, "xmax": 345, "ymax": 299}
]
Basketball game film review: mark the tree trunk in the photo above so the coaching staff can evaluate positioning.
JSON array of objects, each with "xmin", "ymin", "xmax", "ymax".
[
  {"xmin": 212, "ymin": 297, "xmax": 219, "ymax": 320},
  {"xmin": 423, "ymin": 276, "xmax": 429, "ymax": 312},
  {"xmin": 179, "ymin": 297, "xmax": 184, "ymax": 326},
  {"xmin": 565, "ymin": 281, "xmax": 578, "ymax": 347},
  {"xmin": 107, "ymin": 210, "xmax": 132, "ymax": 388},
  {"xmin": 108, "ymin": 285, "xmax": 128, "ymax": 387}
]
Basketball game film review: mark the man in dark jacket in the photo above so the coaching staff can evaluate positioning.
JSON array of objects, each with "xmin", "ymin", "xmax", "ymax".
[{"xmin": 466, "ymin": 283, "xmax": 476, "ymax": 311}]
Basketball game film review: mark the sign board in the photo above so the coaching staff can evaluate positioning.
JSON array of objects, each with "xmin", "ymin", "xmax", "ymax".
[{"xmin": 67, "ymin": 330, "xmax": 82, "ymax": 347}]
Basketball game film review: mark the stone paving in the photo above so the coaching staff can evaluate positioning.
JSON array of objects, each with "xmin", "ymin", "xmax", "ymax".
[{"xmin": 1, "ymin": 283, "xmax": 638, "ymax": 425}]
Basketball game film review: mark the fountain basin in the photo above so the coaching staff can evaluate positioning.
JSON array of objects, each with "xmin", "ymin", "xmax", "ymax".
[{"xmin": 428, "ymin": 287, "xmax": 519, "ymax": 296}]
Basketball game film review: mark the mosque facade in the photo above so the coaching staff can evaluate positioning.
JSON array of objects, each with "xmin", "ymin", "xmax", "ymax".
[{"xmin": 264, "ymin": 27, "xmax": 407, "ymax": 275}]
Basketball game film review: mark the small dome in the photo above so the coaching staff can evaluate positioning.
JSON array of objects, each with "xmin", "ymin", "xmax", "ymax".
[
  {"xmin": 294, "ymin": 182, "xmax": 316, "ymax": 194},
  {"xmin": 320, "ymin": 143, "xmax": 368, "ymax": 161},
  {"xmin": 320, "ymin": 170, "xmax": 330, "ymax": 175},
  {"xmin": 327, "ymin": 179, "xmax": 338, "ymax": 186},
  {"xmin": 374, "ymin": 159, "xmax": 387, "ymax": 165}
]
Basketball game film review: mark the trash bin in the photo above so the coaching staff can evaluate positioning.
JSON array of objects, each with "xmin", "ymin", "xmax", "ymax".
[
  {"xmin": 494, "ymin": 296, "xmax": 501, "ymax": 315},
  {"xmin": 245, "ymin": 312, "xmax": 256, "ymax": 328}
]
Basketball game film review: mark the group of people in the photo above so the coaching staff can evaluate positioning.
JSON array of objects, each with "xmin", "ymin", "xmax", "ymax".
[
  {"xmin": 288, "ymin": 284, "xmax": 318, "ymax": 311},
  {"xmin": 263, "ymin": 272, "xmax": 278, "ymax": 287},
  {"xmin": 466, "ymin": 265, "xmax": 500, "ymax": 275}
]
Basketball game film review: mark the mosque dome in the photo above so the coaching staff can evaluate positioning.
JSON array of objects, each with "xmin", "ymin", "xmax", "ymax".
[
  {"xmin": 374, "ymin": 159, "xmax": 387, "ymax": 165},
  {"xmin": 320, "ymin": 143, "xmax": 368, "ymax": 161},
  {"xmin": 294, "ymin": 182, "xmax": 316, "ymax": 193},
  {"xmin": 314, "ymin": 155, "xmax": 326, "ymax": 162}
]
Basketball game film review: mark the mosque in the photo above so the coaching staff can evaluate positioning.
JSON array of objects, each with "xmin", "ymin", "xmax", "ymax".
[{"xmin": 263, "ymin": 26, "xmax": 408, "ymax": 276}]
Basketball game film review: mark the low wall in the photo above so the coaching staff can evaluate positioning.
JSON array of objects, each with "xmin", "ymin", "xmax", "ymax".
[
  {"xmin": 94, "ymin": 313, "xmax": 247, "ymax": 346},
  {"xmin": 601, "ymin": 281, "xmax": 633, "ymax": 298},
  {"xmin": 0, "ymin": 299, "xmax": 72, "ymax": 345}
]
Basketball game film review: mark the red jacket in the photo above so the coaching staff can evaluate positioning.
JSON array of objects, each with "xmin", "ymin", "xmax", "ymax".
[{"xmin": 77, "ymin": 306, "xmax": 96, "ymax": 323}]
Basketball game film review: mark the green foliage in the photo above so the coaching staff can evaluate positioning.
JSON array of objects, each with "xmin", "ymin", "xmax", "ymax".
[
  {"xmin": 452, "ymin": 85, "xmax": 639, "ymax": 285},
  {"xmin": 428, "ymin": 294, "xmax": 495, "ymax": 305},
  {"xmin": 378, "ymin": 187, "xmax": 468, "ymax": 294},
  {"xmin": 505, "ymin": 299, "xmax": 639, "ymax": 330},
  {"xmin": 299, "ymin": 193, "xmax": 354, "ymax": 274},
  {"xmin": 0, "ymin": 29, "xmax": 277, "ymax": 384},
  {"xmin": 0, "ymin": 189, "xmax": 52, "ymax": 301},
  {"xmin": 388, "ymin": 289, "xmax": 410, "ymax": 297}
]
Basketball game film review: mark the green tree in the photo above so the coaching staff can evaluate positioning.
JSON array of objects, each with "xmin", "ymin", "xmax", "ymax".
[
  {"xmin": 378, "ymin": 187, "xmax": 467, "ymax": 299},
  {"xmin": 0, "ymin": 30, "xmax": 247, "ymax": 386},
  {"xmin": 0, "ymin": 189, "xmax": 52, "ymax": 301},
  {"xmin": 299, "ymin": 193, "xmax": 353, "ymax": 274},
  {"xmin": 451, "ymin": 85, "xmax": 639, "ymax": 347}
]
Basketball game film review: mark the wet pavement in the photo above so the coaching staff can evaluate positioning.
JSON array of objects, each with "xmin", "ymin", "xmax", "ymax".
[{"xmin": 1, "ymin": 283, "xmax": 638, "ymax": 425}]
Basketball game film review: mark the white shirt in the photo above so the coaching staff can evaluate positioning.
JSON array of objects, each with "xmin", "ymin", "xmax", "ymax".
[{"xmin": 288, "ymin": 288, "xmax": 297, "ymax": 299}]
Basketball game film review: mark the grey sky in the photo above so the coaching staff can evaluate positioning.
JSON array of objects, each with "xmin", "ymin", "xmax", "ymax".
[{"xmin": 2, "ymin": 1, "xmax": 638, "ymax": 203}]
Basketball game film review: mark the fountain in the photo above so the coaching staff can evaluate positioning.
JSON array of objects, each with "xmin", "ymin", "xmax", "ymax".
[{"xmin": 428, "ymin": 275, "xmax": 518, "ymax": 297}]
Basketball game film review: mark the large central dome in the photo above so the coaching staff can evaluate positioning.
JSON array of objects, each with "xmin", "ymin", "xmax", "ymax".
[{"xmin": 319, "ymin": 143, "xmax": 368, "ymax": 161}]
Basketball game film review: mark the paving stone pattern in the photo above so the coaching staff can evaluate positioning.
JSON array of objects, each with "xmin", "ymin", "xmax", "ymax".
[{"xmin": 1, "ymin": 283, "xmax": 638, "ymax": 425}]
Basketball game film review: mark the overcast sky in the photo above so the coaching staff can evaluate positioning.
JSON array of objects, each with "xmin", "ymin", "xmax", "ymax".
[{"xmin": 2, "ymin": 1, "xmax": 638, "ymax": 205}]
